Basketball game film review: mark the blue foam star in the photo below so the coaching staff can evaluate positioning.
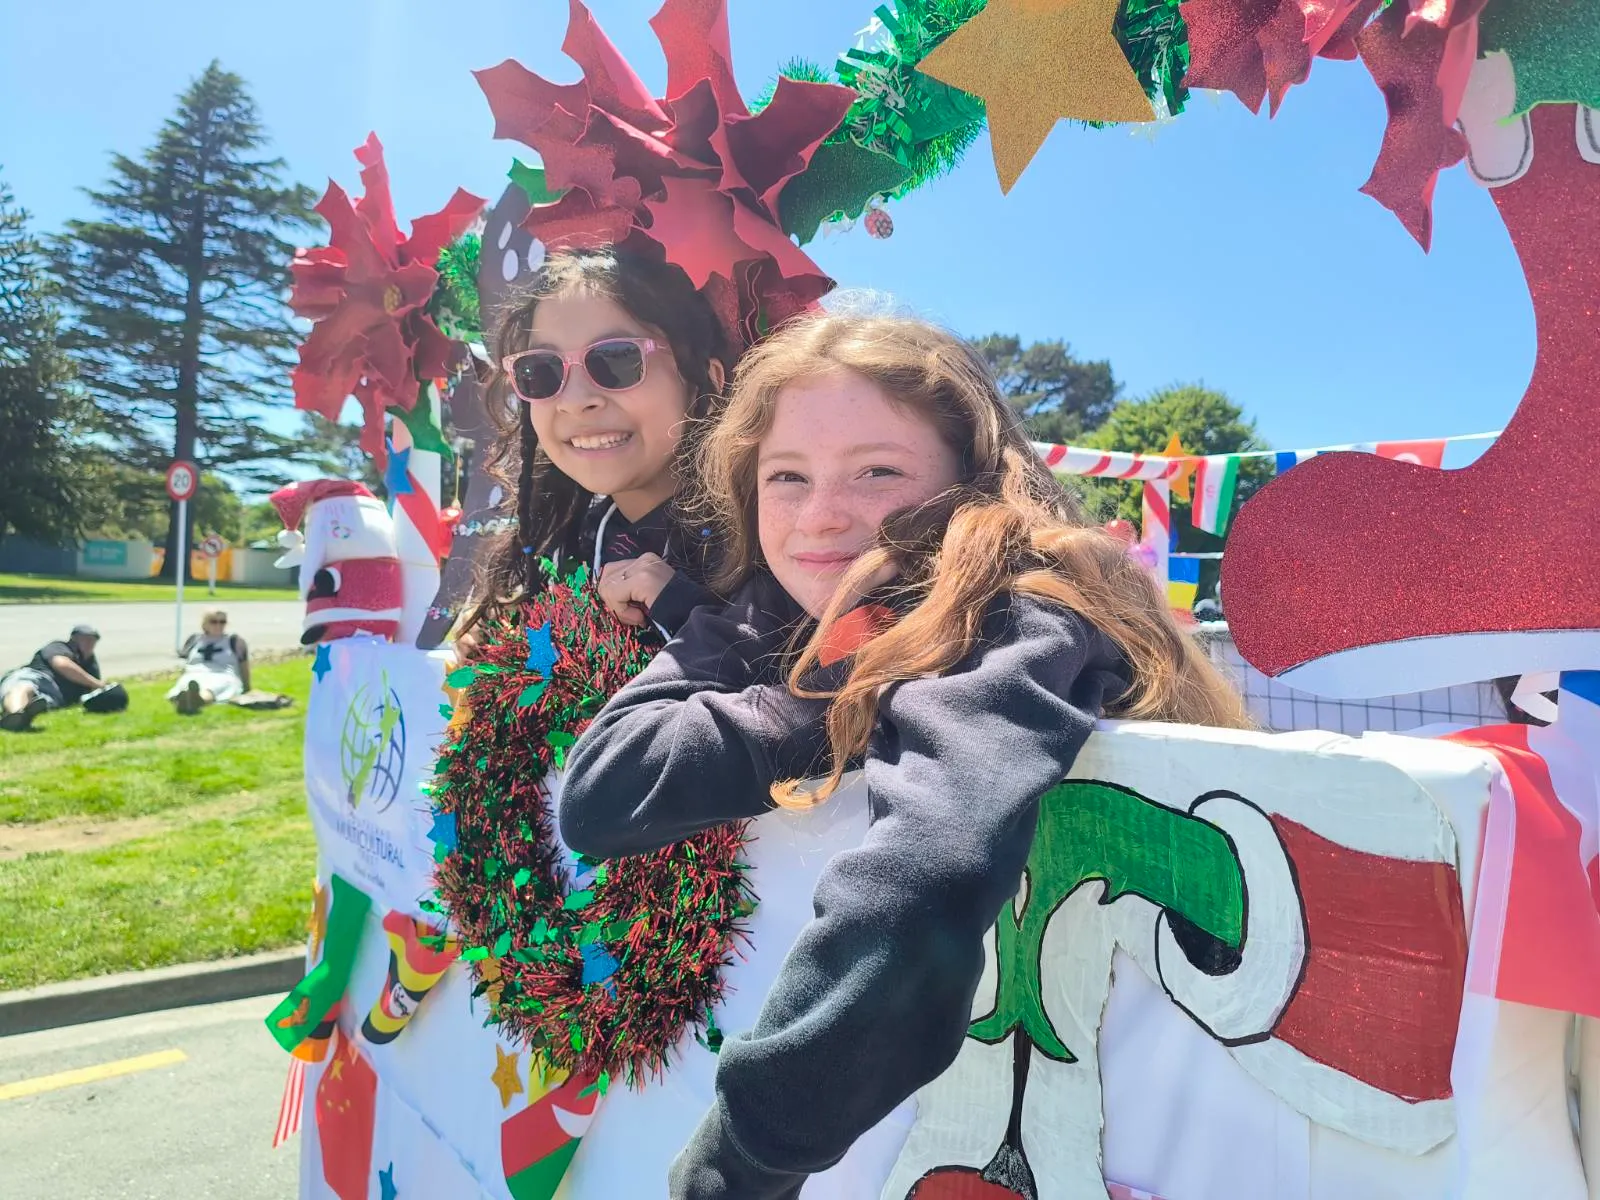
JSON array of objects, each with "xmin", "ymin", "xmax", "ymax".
[
  {"xmin": 580, "ymin": 941, "xmax": 619, "ymax": 991},
  {"xmin": 311, "ymin": 644, "xmax": 332, "ymax": 683},
  {"xmin": 383, "ymin": 439, "xmax": 415, "ymax": 500},
  {"xmin": 379, "ymin": 1162, "xmax": 398, "ymax": 1200},
  {"xmin": 428, "ymin": 810, "xmax": 457, "ymax": 854},
  {"xmin": 525, "ymin": 621, "xmax": 556, "ymax": 677}
]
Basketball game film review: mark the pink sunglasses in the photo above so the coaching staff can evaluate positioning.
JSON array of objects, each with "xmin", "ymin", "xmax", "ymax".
[{"xmin": 501, "ymin": 337, "xmax": 662, "ymax": 404}]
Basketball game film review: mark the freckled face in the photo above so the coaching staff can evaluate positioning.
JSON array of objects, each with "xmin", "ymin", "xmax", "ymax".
[
  {"xmin": 521, "ymin": 292, "xmax": 693, "ymax": 519},
  {"xmin": 756, "ymin": 369, "xmax": 963, "ymax": 617}
]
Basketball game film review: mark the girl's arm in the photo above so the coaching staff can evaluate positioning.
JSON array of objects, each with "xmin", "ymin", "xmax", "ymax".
[
  {"xmin": 669, "ymin": 596, "xmax": 1130, "ymax": 1200},
  {"xmin": 560, "ymin": 579, "xmax": 827, "ymax": 854}
]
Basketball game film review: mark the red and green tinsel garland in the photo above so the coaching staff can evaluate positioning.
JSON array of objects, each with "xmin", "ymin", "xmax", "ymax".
[{"xmin": 426, "ymin": 564, "xmax": 754, "ymax": 1087}]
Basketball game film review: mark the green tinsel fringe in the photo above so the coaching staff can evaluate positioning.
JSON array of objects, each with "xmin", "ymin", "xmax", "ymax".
[{"xmin": 430, "ymin": 232, "xmax": 482, "ymax": 344}]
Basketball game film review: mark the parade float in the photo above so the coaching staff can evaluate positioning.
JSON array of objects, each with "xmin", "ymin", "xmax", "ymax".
[{"xmin": 266, "ymin": 2, "xmax": 1600, "ymax": 1197}]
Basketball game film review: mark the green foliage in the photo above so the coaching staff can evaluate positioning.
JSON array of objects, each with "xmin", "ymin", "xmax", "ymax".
[
  {"xmin": 50, "ymin": 61, "xmax": 316, "ymax": 573},
  {"xmin": 969, "ymin": 333, "xmax": 1121, "ymax": 445},
  {"xmin": 1081, "ymin": 384, "xmax": 1269, "ymax": 597},
  {"xmin": 0, "ymin": 169, "xmax": 93, "ymax": 548}
]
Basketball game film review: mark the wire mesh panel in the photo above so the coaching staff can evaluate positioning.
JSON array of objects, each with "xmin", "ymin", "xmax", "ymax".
[{"xmin": 1195, "ymin": 625, "xmax": 1506, "ymax": 734}]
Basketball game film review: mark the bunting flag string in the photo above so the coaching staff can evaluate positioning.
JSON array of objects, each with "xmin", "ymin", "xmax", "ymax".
[{"xmin": 1035, "ymin": 430, "xmax": 1500, "ymax": 537}]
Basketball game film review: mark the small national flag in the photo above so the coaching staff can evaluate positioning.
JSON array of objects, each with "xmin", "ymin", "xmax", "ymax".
[
  {"xmin": 1167, "ymin": 557, "xmax": 1200, "ymax": 613},
  {"xmin": 272, "ymin": 1057, "xmax": 306, "ymax": 1149},
  {"xmin": 1191, "ymin": 455, "xmax": 1241, "ymax": 536},
  {"xmin": 316, "ymin": 1029, "xmax": 378, "ymax": 1200},
  {"xmin": 267, "ymin": 876, "xmax": 372, "ymax": 1055},
  {"xmin": 502, "ymin": 1070, "xmax": 602, "ymax": 1200},
  {"xmin": 361, "ymin": 911, "xmax": 460, "ymax": 1045},
  {"xmin": 1273, "ymin": 450, "xmax": 1311, "ymax": 475},
  {"xmin": 1376, "ymin": 439, "xmax": 1447, "ymax": 468}
]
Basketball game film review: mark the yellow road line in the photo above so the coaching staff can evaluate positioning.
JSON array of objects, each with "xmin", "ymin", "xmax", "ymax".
[{"xmin": 0, "ymin": 1048, "xmax": 188, "ymax": 1101}]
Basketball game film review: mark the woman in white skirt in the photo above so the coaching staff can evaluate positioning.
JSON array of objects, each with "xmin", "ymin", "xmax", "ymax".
[{"xmin": 168, "ymin": 611, "xmax": 250, "ymax": 713}]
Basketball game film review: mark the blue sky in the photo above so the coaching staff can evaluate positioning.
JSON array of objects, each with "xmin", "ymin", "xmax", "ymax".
[{"xmin": 1, "ymin": 0, "xmax": 1532, "ymax": 462}]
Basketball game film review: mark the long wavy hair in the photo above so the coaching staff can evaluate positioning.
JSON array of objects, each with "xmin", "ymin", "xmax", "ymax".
[
  {"xmin": 697, "ymin": 312, "xmax": 1252, "ymax": 806},
  {"xmin": 461, "ymin": 249, "xmax": 730, "ymax": 635}
]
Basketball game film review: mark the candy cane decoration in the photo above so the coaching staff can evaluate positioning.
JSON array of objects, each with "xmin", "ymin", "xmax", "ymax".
[
  {"xmin": 1034, "ymin": 442, "xmax": 1185, "ymax": 481},
  {"xmin": 390, "ymin": 380, "xmax": 446, "ymax": 643},
  {"xmin": 1141, "ymin": 479, "xmax": 1172, "ymax": 592}
]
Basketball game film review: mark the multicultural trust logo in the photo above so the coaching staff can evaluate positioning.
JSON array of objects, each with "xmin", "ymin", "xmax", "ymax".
[{"xmin": 338, "ymin": 670, "xmax": 407, "ymax": 812}]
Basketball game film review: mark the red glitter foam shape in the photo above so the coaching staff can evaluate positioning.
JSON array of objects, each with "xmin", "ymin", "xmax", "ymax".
[{"xmin": 1224, "ymin": 105, "xmax": 1600, "ymax": 693}]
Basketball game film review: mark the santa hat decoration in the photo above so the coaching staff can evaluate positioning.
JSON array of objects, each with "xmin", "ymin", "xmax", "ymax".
[{"xmin": 268, "ymin": 480, "xmax": 403, "ymax": 645}]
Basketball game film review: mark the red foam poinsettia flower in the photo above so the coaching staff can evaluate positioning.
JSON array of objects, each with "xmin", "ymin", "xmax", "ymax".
[
  {"xmin": 1179, "ymin": 0, "xmax": 1481, "ymax": 248},
  {"xmin": 291, "ymin": 134, "xmax": 485, "ymax": 464},
  {"xmin": 474, "ymin": 0, "xmax": 854, "ymax": 348}
]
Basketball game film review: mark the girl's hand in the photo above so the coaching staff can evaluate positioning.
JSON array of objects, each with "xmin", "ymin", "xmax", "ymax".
[
  {"xmin": 452, "ymin": 622, "xmax": 483, "ymax": 667},
  {"xmin": 598, "ymin": 554, "xmax": 675, "ymax": 627}
]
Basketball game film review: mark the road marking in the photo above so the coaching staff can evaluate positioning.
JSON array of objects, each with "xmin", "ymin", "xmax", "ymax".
[{"xmin": 0, "ymin": 1048, "xmax": 187, "ymax": 1101}]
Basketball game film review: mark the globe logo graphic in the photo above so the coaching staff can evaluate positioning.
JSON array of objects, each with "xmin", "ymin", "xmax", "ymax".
[{"xmin": 339, "ymin": 677, "xmax": 408, "ymax": 812}]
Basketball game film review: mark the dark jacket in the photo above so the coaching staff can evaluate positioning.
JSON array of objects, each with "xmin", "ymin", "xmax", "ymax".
[
  {"xmin": 560, "ymin": 497, "xmax": 720, "ymax": 636},
  {"xmin": 559, "ymin": 577, "xmax": 1130, "ymax": 1199}
]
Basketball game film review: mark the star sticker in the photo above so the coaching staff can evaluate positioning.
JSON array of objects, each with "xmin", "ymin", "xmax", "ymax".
[
  {"xmin": 378, "ymin": 1163, "xmax": 398, "ymax": 1200},
  {"xmin": 382, "ymin": 438, "xmax": 415, "ymax": 500},
  {"xmin": 525, "ymin": 621, "xmax": 557, "ymax": 677},
  {"xmin": 491, "ymin": 1044, "xmax": 524, "ymax": 1109},
  {"xmin": 916, "ymin": 0, "xmax": 1154, "ymax": 192},
  {"xmin": 428, "ymin": 810, "xmax": 457, "ymax": 858},
  {"xmin": 477, "ymin": 957, "xmax": 505, "ymax": 1009},
  {"xmin": 308, "ymin": 879, "xmax": 328, "ymax": 958},
  {"xmin": 1161, "ymin": 434, "xmax": 1198, "ymax": 503},
  {"xmin": 311, "ymin": 644, "xmax": 332, "ymax": 683}
]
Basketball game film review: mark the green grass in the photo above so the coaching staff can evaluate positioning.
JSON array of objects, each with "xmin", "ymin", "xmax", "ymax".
[
  {"xmin": 0, "ymin": 657, "xmax": 317, "ymax": 990},
  {"xmin": 0, "ymin": 572, "xmax": 297, "ymax": 603},
  {"xmin": 0, "ymin": 660, "xmax": 313, "ymax": 823},
  {"xmin": 0, "ymin": 792, "xmax": 315, "ymax": 990}
]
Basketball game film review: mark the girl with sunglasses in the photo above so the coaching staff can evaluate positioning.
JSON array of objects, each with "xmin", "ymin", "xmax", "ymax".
[{"xmin": 455, "ymin": 248, "xmax": 731, "ymax": 652}]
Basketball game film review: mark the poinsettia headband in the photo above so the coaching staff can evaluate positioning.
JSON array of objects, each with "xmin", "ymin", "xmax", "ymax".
[{"xmin": 473, "ymin": 0, "xmax": 856, "ymax": 351}]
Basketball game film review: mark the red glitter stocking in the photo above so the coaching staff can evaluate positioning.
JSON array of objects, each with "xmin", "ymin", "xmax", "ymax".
[{"xmin": 1224, "ymin": 104, "xmax": 1600, "ymax": 696}]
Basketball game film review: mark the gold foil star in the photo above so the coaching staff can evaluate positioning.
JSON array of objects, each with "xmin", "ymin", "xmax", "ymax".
[
  {"xmin": 491, "ymin": 1044, "xmax": 525, "ymax": 1109},
  {"xmin": 308, "ymin": 879, "xmax": 328, "ymax": 959},
  {"xmin": 1161, "ymin": 434, "xmax": 1197, "ymax": 503},
  {"xmin": 477, "ymin": 958, "xmax": 505, "ymax": 1009},
  {"xmin": 916, "ymin": 0, "xmax": 1154, "ymax": 192}
]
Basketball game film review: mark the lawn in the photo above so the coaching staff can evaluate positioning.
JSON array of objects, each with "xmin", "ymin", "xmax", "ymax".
[
  {"xmin": 0, "ymin": 658, "xmax": 318, "ymax": 991},
  {"xmin": 0, "ymin": 572, "xmax": 297, "ymax": 604}
]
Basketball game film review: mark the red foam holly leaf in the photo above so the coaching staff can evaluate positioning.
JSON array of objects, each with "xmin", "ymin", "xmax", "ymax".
[
  {"xmin": 474, "ymin": 0, "xmax": 854, "ymax": 349},
  {"xmin": 289, "ymin": 133, "xmax": 485, "ymax": 464}
]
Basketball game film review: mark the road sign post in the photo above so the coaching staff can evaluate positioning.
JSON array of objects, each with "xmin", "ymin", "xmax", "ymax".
[
  {"xmin": 166, "ymin": 461, "xmax": 199, "ymax": 653},
  {"xmin": 200, "ymin": 533, "xmax": 225, "ymax": 596}
]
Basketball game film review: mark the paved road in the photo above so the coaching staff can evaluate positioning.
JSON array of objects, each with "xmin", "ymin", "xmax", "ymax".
[
  {"xmin": 0, "ymin": 994, "xmax": 299, "ymax": 1199},
  {"xmin": 0, "ymin": 602, "xmax": 306, "ymax": 679}
]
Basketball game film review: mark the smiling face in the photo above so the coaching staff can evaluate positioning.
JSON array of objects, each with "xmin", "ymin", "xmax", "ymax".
[
  {"xmin": 522, "ymin": 290, "xmax": 694, "ymax": 520},
  {"xmin": 757, "ymin": 368, "xmax": 964, "ymax": 617}
]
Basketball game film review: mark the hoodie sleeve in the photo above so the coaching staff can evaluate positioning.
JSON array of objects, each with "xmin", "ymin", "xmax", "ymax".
[
  {"xmin": 667, "ymin": 595, "xmax": 1130, "ymax": 1200},
  {"xmin": 647, "ymin": 570, "xmax": 720, "ymax": 637},
  {"xmin": 559, "ymin": 580, "xmax": 831, "ymax": 856}
]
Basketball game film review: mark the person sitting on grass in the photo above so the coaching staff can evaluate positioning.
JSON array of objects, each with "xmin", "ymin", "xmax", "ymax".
[
  {"xmin": 168, "ymin": 610, "xmax": 248, "ymax": 714},
  {"xmin": 1, "ymin": 624, "xmax": 113, "ymax": 731}
]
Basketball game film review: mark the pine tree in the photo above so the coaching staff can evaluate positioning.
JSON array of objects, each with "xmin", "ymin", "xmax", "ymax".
[
  {"xmin": 969, "ymin": 333, "xmax": 1121, "ymax": 444},
  {"xmin": 0, "ymin": 169, "xmax": 89, "ymax": 549},
  {"xmin": 52, "ymin": 61, "xmax": 315, "ymax": 577}
]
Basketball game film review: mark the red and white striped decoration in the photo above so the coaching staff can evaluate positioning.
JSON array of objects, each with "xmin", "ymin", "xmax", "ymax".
[
  {"xmin": 1141, "ymin": 479, "xmax": 1171, "ymax": 587},
  {"xmin": 1035, "ymin": 442, "xmax": 1185, "ymax": 481},
  {"xmin": 272, "ymin": 1057, "xmax": 306, "ymax": 1148}
]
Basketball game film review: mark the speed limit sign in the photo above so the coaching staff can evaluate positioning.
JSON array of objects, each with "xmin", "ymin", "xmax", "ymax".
[{"xmin": 165, "ymin": 460, "xmax": 199, "ymax": 502}]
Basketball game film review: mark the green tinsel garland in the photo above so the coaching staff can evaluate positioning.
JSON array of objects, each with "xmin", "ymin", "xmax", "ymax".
[
  {"xmin": 428, "ymin": 564, "xmax": 755, "ymax": 1085},
  {"xmin": 429, "ymin": 231, "xmax": 483, "ymax": 345}
]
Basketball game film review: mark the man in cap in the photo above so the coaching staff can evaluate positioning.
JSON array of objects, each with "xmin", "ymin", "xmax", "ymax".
[{"xmin": 1, "ymin": 624, "xmax": 110, "ymax": 731}]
